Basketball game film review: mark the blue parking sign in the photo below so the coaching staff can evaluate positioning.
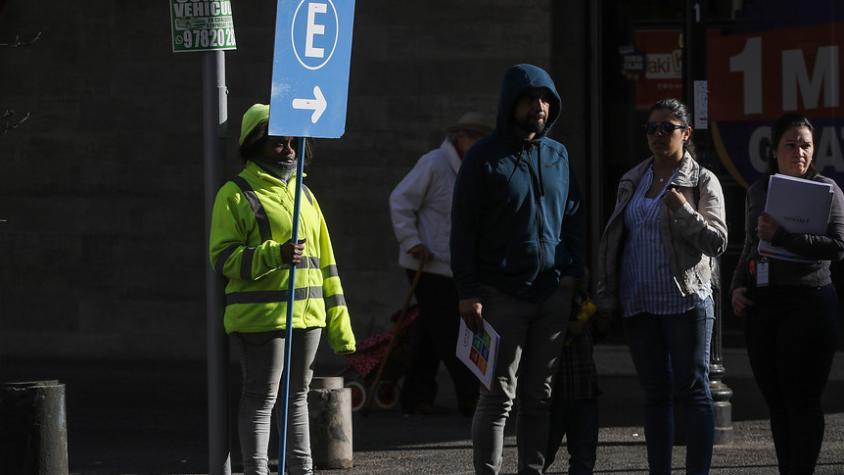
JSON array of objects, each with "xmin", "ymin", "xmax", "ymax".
[{"xmin": 269, "ymin": 0, "xmax": 355, "ymax": 138}]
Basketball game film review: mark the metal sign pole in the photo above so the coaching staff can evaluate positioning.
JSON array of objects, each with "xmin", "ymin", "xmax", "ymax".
[
  {"xmin": 269, "ymin": 1, "xmax": 355, "ymax": 469},
  {"xmin": 170, "ymin": 0, "xmax": 235, "ymax": 471},
  {"xmin": 278, "ymin": 138, "xmax": 308, "ymax": 471},
  {"xmin": 203, "ymin": 49, "xmax": 231, "ymax": 475}
]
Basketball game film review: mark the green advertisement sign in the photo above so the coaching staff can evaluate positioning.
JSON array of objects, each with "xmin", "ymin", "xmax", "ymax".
[{"xmin": 170, "ymin": 0, "xmax": 236, "ymax": 53}]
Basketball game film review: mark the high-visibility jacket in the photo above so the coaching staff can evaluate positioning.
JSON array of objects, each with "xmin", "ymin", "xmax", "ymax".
[{"xmin": 209, "ymin": 161, "xmax": 356, "ymax": 354}]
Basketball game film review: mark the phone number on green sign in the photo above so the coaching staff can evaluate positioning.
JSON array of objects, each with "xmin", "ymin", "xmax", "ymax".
[{"xmin": 176, "ymin": 28, "xmax": 235, "ymax": 50}]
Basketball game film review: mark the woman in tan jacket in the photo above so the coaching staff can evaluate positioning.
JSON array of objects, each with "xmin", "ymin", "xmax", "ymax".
[{"xmin": 595, "ymin": 99, "xmax": 727, "ymax": 475}]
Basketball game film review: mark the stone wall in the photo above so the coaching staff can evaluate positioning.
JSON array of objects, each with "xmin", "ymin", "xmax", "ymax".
[{"xmin": 0, "ymin": 0, "xmax": 588, "ymax": 361}]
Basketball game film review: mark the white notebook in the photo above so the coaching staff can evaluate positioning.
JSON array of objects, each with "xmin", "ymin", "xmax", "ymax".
[{"xmin": 758, "ymin": 173, "xmax": 832, "ymax": 262}]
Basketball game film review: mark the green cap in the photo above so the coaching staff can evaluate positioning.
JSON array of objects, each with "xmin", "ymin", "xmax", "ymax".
[{"xmin": 239, "ymin": 103, "xmax": 270, "ymax": 146}]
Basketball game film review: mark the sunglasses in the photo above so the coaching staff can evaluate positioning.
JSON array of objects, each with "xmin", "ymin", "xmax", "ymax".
[{"xmin": 643, "ymin": 121, "xmax": 687, "ymax": 135}]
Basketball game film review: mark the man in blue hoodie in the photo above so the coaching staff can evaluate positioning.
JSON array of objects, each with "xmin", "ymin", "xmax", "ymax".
[{"xmin": 451, "ymin": 64, "xmax": 585, "ymax": 474}]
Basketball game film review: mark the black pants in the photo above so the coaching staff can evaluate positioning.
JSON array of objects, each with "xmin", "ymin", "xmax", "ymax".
[
  {"xmin": 545, "ymin": 397, "xmax": 598, "ymax": 474},
  {"xmin": 399, "ymin": 270, "xmax": 478, "ymax": 413},
  {"xmin": 744, "ymin": 284, "xmax": 841, "ymax": 475}
]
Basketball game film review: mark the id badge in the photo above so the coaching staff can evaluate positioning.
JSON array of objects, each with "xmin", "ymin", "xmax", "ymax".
[{"xmin": 756, "ymin": 257, "xmax": 769, "ymax": 287}]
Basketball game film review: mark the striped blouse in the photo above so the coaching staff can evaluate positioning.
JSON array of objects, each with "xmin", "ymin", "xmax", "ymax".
[{"xmin": 619, "ymin": 167, "xmax": 704, "ymax": 317}]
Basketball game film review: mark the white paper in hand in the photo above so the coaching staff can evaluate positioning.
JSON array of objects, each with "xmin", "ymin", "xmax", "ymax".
[{"xmin": 456, "ymin": 318, "xmax": 500, "ymax": 390}]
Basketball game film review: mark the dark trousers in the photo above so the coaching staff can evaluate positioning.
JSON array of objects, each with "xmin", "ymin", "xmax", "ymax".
[
  {"xmin": 744, "ymin": 284, "xmax": 840, "ymax": 475},
  {"xmin": 399, "ymin": 270, "xmax": 478, "ymax": 413},
  {"xmin": 545, "ymin": 397, "xmax": 598, "ymax": 475}
]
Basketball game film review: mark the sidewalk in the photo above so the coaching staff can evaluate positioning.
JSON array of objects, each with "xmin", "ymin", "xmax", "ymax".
[
  {"xmin": 1, "ymin": 348, "xmax": 843, "ymax": 474},
  {"xmin": 323, "ymin": 346, "xmax": 844, "ymax": 474},
  {"xmin": 319, "ymin": 412, "xmax": 844, "ymax": 474}
]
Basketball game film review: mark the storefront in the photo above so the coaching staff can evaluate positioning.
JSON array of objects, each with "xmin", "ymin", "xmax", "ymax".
[{"xmin": 590, "ymin": 0, "xmax": 843, "ymax": 341}]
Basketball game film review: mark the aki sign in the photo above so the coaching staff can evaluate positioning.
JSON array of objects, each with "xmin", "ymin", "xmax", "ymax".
[
  {"xmin": 170, "ymin": 0, "xmax": 237, "ymax": 53},
  {"xmin": 269, "ymin": 0, "xmax": 356, "ymax": 138}
]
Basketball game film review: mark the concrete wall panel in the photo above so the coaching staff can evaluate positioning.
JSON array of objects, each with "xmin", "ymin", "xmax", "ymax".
[{"xmin": 0, "ymin": 0, "xmax": 584, "ymax": 362}]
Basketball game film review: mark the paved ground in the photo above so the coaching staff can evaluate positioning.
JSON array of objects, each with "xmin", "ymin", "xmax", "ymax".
[{"xmin": 2, "ymin": 346, "xmax": 843, "ymax": 474}]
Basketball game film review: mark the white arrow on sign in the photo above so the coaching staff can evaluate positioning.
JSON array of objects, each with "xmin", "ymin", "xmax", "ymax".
[{"xmin": 292, "ymin": 86, "xmax": 327, "ymax": 124}]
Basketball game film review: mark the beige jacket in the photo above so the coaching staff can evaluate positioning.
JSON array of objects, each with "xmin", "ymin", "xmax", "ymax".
[{"xmin": 594, "ymin": 153, "xmax": 728, "ymax": 314}]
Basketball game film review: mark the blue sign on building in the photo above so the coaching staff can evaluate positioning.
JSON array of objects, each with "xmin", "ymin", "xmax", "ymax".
[{"xmin": 269, "ymin": 0, "xmax": 355, "ymax": 138}]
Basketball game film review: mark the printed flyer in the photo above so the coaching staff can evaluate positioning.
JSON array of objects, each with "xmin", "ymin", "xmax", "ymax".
[{"xmin": 456, "ymin": 318, "xmax": 500, "ymax": 390}]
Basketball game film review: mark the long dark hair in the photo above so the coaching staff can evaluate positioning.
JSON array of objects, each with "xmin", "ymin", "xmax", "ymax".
[
  {"xmin": 648, "ymin": 98, "xmax": 695, "ymax": 159},
  {"xmin": 768, "ymin": 113, "xmax": 815, "ymax": 175}
]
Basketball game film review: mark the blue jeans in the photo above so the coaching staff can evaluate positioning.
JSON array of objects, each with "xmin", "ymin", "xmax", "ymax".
[{"xmin": 623, "ymin": 297, "xmax": 714, "ymax": 475}]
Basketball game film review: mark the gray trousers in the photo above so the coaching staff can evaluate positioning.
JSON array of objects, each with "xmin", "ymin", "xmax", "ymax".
[
  {"xmin": 472, "ymin": 285, "xmax": 572, "ymax": 474},
  {"xmin": 232, "ymin": 328, "xmax": 322, "ymax": 475}
]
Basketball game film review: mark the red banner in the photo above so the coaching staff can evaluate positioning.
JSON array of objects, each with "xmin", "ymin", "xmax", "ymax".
[
  {"xmin": 708, "ymin": 21, "xmax": 844, "ymax": 186},
  {"xmin": 632, "ymin": 29, "xmax": 683, "ymax": 109},
  {"xmin": 709, "ymin": 23, "xmax": 843, "ymax": 122}
]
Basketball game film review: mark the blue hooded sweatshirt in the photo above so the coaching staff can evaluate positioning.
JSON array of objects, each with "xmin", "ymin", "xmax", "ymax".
[{"xmin": 450, "ymin": 64, "xmax": 585, "ymax": 302}]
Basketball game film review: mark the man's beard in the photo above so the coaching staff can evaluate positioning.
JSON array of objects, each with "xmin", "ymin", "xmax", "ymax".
[
  {"xmin": 255, "ymin": 156, "xmax": 296, "ymax": 180},
  {"xmin": 255, "ymin": 153, "xmax": 296, "ymax": 169},
  {"xmin": 516, "ymin": 116, "xmax": 545, "ymax": 135}
]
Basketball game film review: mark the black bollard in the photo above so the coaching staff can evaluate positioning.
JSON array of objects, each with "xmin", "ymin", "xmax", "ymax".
[
  {"xmin": 0, "ymin": 380, "xmax": 69, "ymax": 475},
  {"xmin": 710, "ymin": 314, "xmax": 734, "ymax": 445},
  {"xmin": 709, "ymin": 257, "xmax": 734, "ymax": 445}
]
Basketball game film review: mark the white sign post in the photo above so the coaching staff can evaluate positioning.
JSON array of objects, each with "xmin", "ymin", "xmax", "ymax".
[{"xmin": 269, "ymin": 0, "xmax": 355, "ymax": 471}]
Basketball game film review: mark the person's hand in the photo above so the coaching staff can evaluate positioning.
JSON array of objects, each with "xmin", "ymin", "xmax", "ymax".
[
  {"xmin": 664, "ymin": 186, "xmax": 687, "ymax": 211},
  {"xmin": 731, "ymin": 287, "xmax": 754, "ymax": 317},
  {"xmin": 757, "ymin": 212, "xmax": 780, "ymax": 241},
  {"xmin": 459, "ymin": 298, "xmax": 484, "ymax": 333},
  {"xmin": 407, "ymin": 244, "xmax": 433, "ymax": 262},
  {"xmin": 281, "ymin": 239, "xmax": 305, "ymax": 265}
]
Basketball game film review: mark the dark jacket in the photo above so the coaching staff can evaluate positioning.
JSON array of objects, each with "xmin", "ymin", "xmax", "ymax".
[
  {"xmin": 730, "ymin": 171, "xmax": 844, "ymax": 292},
  {"xmin": 450, "ymin": 64, "xmax": 585, "ymax": 302}
]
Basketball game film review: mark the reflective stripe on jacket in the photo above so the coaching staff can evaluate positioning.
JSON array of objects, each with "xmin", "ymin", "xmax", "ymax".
[{"xmin": 209, "ymin": 161, "xmax": 355, "ymax": 354}]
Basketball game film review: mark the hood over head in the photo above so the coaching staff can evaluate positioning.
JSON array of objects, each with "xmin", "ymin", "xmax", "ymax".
[
  {"xmin": 239, "ymin": 103, "xmax": 270, "ymax": 146},
  {"xmin": 496, "ymin": 64, "xmax": 561, "ymax": 139}
]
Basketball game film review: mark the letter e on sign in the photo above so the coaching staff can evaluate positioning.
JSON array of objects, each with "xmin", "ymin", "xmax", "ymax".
[
  {"xmin": 292, "ymin": 0, "xmax": 338, "ymax": 70},
  {"xmin": 306, "ymin": 3, "xmax": 327, "ymax": 58}
]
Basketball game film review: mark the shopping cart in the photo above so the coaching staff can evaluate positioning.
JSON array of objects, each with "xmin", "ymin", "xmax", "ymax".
[{"xmin": 342, "ymin": 266, "xmax": 423, "ymax": 413}]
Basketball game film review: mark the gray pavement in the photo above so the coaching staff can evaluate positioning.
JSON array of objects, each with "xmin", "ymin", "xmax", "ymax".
[{"xmin": 1, "ymin": 346, "xmax": 843, "ymax": 474}]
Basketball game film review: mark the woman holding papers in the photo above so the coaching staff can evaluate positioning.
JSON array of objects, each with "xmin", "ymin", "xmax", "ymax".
[
  {"xmin": 730, "ymin": 113, "xmax": 844, "ymax": 475},
  {"xmin": 595, "ymin": 98, "xmax": 727, "ymax": 475},
  {"xmin": 209, "ymin": 104, "xmax": 356, "ymax": 475}
]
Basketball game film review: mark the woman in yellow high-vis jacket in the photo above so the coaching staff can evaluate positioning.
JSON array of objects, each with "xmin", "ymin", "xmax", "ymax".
[{"xmin": 209, "ymin": 104, "xmax": 355, "ymax": 475}]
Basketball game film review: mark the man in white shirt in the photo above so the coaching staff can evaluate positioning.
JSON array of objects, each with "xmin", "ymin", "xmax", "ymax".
[{"xmin": 389, "ymin": 112, "xmax": 492, "ymax": 416}]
